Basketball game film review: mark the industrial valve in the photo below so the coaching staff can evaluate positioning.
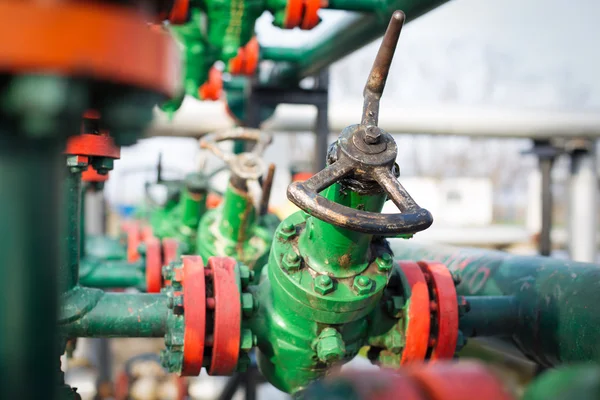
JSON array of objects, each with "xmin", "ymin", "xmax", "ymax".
[{"xmin": 196, "ymin": 127, "xmax": 279, "ymax": 275}]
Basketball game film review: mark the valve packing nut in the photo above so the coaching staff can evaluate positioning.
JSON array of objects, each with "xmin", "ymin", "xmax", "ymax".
[
  {"xmin": 315, "ymin": 328, "xmax": 346, "ymax": 364},
  {"xmin": 314, "ymin": 275, "xmax": 334, "ymax": 295},
  {"xmin": 278, "ymin": 222, "xmax": 296, "ymax": 240},
  {"xmin": 353, "ymin": 275, "xmax": 373, "ymax": 295},
  {"xmin": 242, "ymin": 293, "xmax": 256, "ymax": 317},
  {"xmin": 282, "ymin": 251, "xmax": 302, "ymax": 272},
  {"xmin": 376, "ymin": 253, "xmax": 393, "ymax": 272}
]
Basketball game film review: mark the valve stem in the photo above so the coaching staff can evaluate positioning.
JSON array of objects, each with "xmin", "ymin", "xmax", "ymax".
[{"xmin": 361, "ymin": 10, "xmax": 405, "ymax": 128}]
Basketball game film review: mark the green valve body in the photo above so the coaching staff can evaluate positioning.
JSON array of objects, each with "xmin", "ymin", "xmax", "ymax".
[
  {"xmin": 250, "ymin": 184, "xmax": 394, "ymax": 393},
  {"xmin": 197, "ymin": 183, "xmax": 274, "ymax": 275},
  {"xmin": 148, "ymin": 172, "xmax": 209, "ymax": 253}
]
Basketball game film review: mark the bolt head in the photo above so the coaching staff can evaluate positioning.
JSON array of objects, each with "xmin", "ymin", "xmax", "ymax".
[
  {"xmin": 363, "ymin": 125, "xmax": 381, "ymax": 144},
  {"xmin": 376, "ymin": 253, "xmax": 393, "ymax": 272},
  {"xmin": 242, "ymin": 292, "xmax": 255, "ymax": 317},
  {"xmin": 316, "ymin": 328, "xmax": 346, "ymax": 364},
  {"xmin": 314, "ymin": 275, "xmax": 334, "ymax": 295},
  {"xmin": 239, "ymin": 264, "xmax": 251, "ymax": 288},
  {"xmin": 353, "ymin": 275, "xmax": 373, "ymax": 295},
  {"xmin": 240, "ymin": 329, "xmax": 255, "ymax": 351},
  {"xmin": 66, "ymin": 155, "xmax": 89, "ymax": 168},
  {"xmin": 282, "ymin": 251, "xmax": 302, "ymax": 272},
  {"xmin": 277, "ymin": 222, "xmax": 296, "ymax": 240}
]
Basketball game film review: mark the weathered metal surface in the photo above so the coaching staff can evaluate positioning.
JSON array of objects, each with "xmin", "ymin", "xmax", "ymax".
[
  {"xmin": 79, "ymin": 258, "xmax": 146, "ymax": 289},
  {"xmin": 60, "ymin": 292, "xmax": 169, "ymax": 337},
  {"xmin": 0, "ymin": 133, "xmax": 65, "ymax": 400},
  {"xmin": 286, "ymin": 16, "xmax": 431, "ymax": 236},
  {"xmin": 391, "ymin": 240, "xmax": 600, "ymax": 365},
  {"xmin": 523, "ymin": 364, "xmax": 600, "ymax": 400}
]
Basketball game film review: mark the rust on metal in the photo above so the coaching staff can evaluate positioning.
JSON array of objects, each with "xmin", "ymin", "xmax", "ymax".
[
  {"xmin": 361, "ymin": 10, "xmax": 405, "ymax": 127},
  {"xmin": 259, "ymin": 163, "xmax": 276, "ymax": 216}
]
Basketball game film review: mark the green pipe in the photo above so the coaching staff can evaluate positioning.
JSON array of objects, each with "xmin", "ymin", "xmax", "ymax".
[
  {"xmin": 79, "ymin": 258, "xmax": 145, "ymax": 289},
  {"xmin": 390, "ymin": 240, "xmax": 600, "ymax": 366},
  {"xmin": 181, "ymin": 187, "xmax": 206, "ymax": 230},
  {"xmin": 261, "ymin": 0, "xmax": 449, "ymax": 83},
  {"xmin": 461, "ymin": 296, "xmax": 519, "ymax": 338},
  {"xmin": 0, "ymin": 135, "xmax": 63, "ymax": 399},
  {"xmin": 63, "ymin": 168, "xmax": 81, "ymax": 293},
  {"xmin": 60, "ymin": 292, "xmax": 168, "ymax": 338},
  {"xmin": 325, "ymin": 0, "xmax": 389, "ymax": 11},
  {"xmin": 219, "ymin": 183, "xmax": 256, "ymax": 243}
]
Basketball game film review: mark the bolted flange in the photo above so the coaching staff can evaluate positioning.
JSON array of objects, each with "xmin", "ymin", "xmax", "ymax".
[{"xmin": 282, "ymin": 251, "xmax": 302, "ymax": 272}]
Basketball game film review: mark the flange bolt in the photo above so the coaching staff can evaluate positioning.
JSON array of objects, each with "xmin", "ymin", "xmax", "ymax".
[
  {"xmin": 353, "ymin": 275, "xmax": 373, "ymax": 295},
  {"xmin": 314, "ymin": 275, "xmax": 334, "ymax": 295},
  {"xmin": 376, "ymin": 253, "xmax": 393, "ymax": 272}
]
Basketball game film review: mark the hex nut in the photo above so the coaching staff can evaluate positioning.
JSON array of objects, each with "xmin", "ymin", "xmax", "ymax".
[
  {"xmin": 376, "ymin": 253, "xmax": 393, "ymax": 272},
  {"xmin": 314, "ymin": 275, "xmax": 334, "ymax": 295},
  {"xmin": 353, "ymin": 275, "xmax": 373, "ymax": 295},
  {"xmin": 282, "ymin": 251, "xmax": 301, "ymax": 272},
  {"xmin": 239, "ymin": 264, "xmax": 251, "ymax": 288},
  {"xmin": 242, "ymin": 292, "xmax": 255, "ymax": 317},
  {"xmin": 315, "ymin": 328, "xmax": 346, "ymax": 364},
  {"xmin": 277, "ymin": 222, "xmax": 296, "ymax": 240},
  {"xmin": 240, "ymin": 329, "xmax": 255, "ymax": 351}
]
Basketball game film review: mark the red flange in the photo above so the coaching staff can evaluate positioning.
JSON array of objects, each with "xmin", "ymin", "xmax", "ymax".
[
  {"xmin": 168, "ymin": 0, "xmax": 190, "ymax": 25},
  {"xmin": 207, "ymin": 257, "xmax": 241, "ymax": 375},
  {"xmin": 406, "ymin": 362, "xmax": 513, "ymax": 400},
  {"xmin": 81, "ymin": 165, "xmax": 109, "ymax": 182},
  {"xmin": 0, "ymin": 2, "xmax": 179, "ymax": 97},
  {"xmin": 284, "ymin": 0, "xmax": 303, "ymax": 28},
  {"xmin": 228, "ymin": 37, "xmax": 259, "ymax": 76},
  {"xmin": 126, "ymin": 221, "xmax": 142, "ymax": 263},
  {"xmin": 300, "ymin": 0, "xmax": 320, "ymax": 30},
  {"xmin": 145, "ymin": 236, "xmax": 163, "ymax": 293},
  {"xmin": 181, "ymin": 256, "xmax": 207, "ymax": 376},
  {"xmin": 141, "ymin": 224, "xmax": 155, "ymax": 243},
  {"xmin": 199, "ymin": 67, "xmax": 223, "ymax": 101},
  {"xmin": 417, "ymin": 261, "xmax": 459, "ymax": 360},
  {"xmin": 397, "ymin": 261, "xmax": 431, "ymax": 364},
  {"xmin": 65, "ymin": 134, "xmax": 120, "ymax": 159}
]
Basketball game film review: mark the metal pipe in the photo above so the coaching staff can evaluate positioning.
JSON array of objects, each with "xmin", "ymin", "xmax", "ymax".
[
  {"xmin": 61, "ymin": 293, "xmax": 168, "ymax": 337},
  {"xmin": 461, "ymin": 296, "xmax": 519, "ymax": 338},
  {"xmin": 0, "ymin": 135, "xmax": 63, "ymax": 399},
  {"xmin": 64, "ymin": 168, "xmax": 82, "ymax": 292},
  {"xmin": 568, "ymin": 142, "xmax": 598, "ymax": 262},
  {"xmin": 79, "ymin": 259, "xmax": 146, "ymax": 289},
  {"xmin": 539, "ymin": 155, "xmax": 554, "ymax": 256},
  {"xmin": 390, "ymin": 240, "xmax": 600, "ymax": 366},
  {"xmin": 261, "ymin": 0, "xmax": 449, "ymax": 83}
]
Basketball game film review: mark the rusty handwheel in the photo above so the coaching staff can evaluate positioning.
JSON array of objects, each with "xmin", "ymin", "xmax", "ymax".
[
  {"xmin": 286, "ymin": 11, "xmax": 432, "ymax": 236},
  {"xmin": 199, "ymin": 127, "xmax": 272, "ymax": 183}
]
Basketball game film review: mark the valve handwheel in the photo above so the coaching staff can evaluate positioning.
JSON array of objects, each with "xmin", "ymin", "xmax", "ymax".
[
  {"xmin": 199, "ymin": 127, "xmax": 272, "ymax": 182},
  {"xmin": 287, "ymin": 11, "xmax": 433, "ymax": 236}
]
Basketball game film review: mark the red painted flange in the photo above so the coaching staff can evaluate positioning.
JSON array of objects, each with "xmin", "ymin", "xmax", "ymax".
[
  {"xmin": 65, "ymin": 133, "xmax": 120, "ymax": 159},
  {"xmin": 126, "ymin": 221, "xmax": 142, "ymax": 263},
  {"xmin": 417, "ymin": 261, "xmax": 459, "ymax": 360},
  {"xmin": 181, "ymin": 256, "xmax": 207, "ymax": 376},
  {"xmin": 169, "ymin": 0, "xmax": 190, "ymax": 25},
  {"xmin": 199, "ymin": 67, "xmax": 223, "ymax": 101},
  {"xmin": 284, "ymin": 0, "xmax": 303, "ymax": 28},
  {"xmin": 406, "ymin": 362, "xmax": 513, "ymax": 400},
  {"xmin": 145, "ymin": 236, "xmax": 163, "ymax": 293},
  {"xmin": 300, "ymin": 0, "xmax": 320, "ymax": 30},
  {"xmin": 141, "ymin": 224, "xmax": 155, "ymax": 242},
  {"xmin": 229, "ymin": 37, "xmax": 259, "ymax": 76},
  {"xmin": 397, "ymin": 261, "xmax": 431, "ymax": 364},
  {"xmin": 81, "ymin": 165, "xmax": 109, "ymax": 182},
  {"xmin": 207, "ymin": 257, "xmax": 241, "ymax": 375}
]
